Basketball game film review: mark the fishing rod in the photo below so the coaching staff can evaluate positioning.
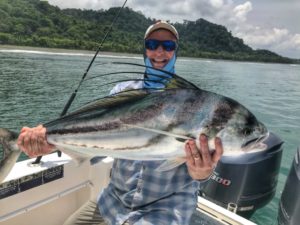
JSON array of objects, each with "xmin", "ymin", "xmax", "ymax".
[
  {"xmin": 61, "ymin": 0, "xmax": 128, "ymax": 116},
  {"xmin": 33, "ymin": 0, "xmax": 128, "ymax": 164}
]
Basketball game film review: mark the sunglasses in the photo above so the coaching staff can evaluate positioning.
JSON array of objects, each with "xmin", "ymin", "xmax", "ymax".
[{"xmin": 145, "ymin": 39, "xmax": 177, "ymax": 52}]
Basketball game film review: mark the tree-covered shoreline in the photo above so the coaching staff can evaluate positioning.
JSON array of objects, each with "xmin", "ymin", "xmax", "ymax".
[{"xmin": 0, "ymin": 0, "xmax": 299, "ymax": 64}]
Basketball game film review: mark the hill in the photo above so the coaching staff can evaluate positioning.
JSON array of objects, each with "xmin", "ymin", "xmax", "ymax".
[{"xmin": 0, "ymin": 0, "xmax": 298, "ymax": 63}]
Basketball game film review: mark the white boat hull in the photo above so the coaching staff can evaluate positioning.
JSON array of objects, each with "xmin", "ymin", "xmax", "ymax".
[{"xmin": 0, "ymin": 154, "xmax": 256, "ymax": 225}]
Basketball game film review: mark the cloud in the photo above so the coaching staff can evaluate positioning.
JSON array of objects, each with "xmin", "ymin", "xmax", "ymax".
[
  {"xmin": 232, "ymin": 1, "xmax": 252, "ymax": 22},
  {"xmin": 268, "ymin": 32, "xmax": 300, "ymax": 53},
  {"xmin": 210, "ymin": 0, "xmax": 224, "ymax": 9},
  {"xmin": 237, "ymin": 27, "xmax": 288, "ymax": 46},
  {"xmin": 238, "ymin": 28, "xmax": 300, "ymax": 58},
  {"xmin": 203, "ymin": 1, "xmax": 300, "ymax": 58}
]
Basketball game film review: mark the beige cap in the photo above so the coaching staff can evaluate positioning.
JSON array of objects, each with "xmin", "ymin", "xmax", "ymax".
[{"xmin": 144, "ymin": 21, "xmax": 179, "ymax": 40}]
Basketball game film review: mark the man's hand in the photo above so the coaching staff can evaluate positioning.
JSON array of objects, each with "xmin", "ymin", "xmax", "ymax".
[
  {"xmin": 17, "ymin": 125, "xmax": 55, "ymax": 158},
  {"xmin": 185, "ymin": 134, "xmax": 223, "ymax": 180}
]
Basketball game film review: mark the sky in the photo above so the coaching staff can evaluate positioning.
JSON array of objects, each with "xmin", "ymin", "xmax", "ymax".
[{"xmin": 46, "ymin": 0, "xmax": 300, "ymax": 59}]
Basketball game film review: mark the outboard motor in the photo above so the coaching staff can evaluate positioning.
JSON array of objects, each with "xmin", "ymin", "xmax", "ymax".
[
  {"xmin": 200, "ymin": 132, "xmax": 283, "ymax": 218},
  {"xmin": 278, "ymin": 146, "xmax": 300, "ymax": 225}
]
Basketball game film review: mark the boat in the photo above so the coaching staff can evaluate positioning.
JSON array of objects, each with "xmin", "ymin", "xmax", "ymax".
[
  {"xmin": 0, "ymin": 132, "xmax": 285, "ymax": 225},
  {"xmin": 1, "ymin": 151, "xmax": 258, "ymax": 225}
]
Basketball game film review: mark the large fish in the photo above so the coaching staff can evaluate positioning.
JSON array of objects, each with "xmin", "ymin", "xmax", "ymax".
[{"xmin": 0, "ymin": 72, "xmax": 268, "ymax": 183}]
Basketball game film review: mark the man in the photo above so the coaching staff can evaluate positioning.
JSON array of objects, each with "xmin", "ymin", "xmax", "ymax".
[{"xmin": 18, "ymin": 21, "xmax": 223, "ymax": 225}]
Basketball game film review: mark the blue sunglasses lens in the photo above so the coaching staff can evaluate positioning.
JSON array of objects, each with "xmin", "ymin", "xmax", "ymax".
[{"xmin": 145, "ymin": 39, "xmax": 177, "ymax": 51}]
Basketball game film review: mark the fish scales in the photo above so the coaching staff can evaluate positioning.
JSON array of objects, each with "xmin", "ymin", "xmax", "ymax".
[{"xmin": 0, "ymin": 73, "xmax": 268, "ymax": 182}]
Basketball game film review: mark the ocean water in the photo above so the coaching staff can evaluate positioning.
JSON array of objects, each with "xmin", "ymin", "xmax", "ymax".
[{"xmin": 0, "ymin": 47, "xmax": 299, "ymax": 224}]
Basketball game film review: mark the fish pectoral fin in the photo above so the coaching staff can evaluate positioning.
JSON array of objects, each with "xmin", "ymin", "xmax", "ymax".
[{"xmin": 155, "ymin": 158, "xmax": 186, "ymax": 172}]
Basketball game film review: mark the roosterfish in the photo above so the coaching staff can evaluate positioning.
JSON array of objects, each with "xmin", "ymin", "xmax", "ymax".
[{"xmin": 0, "ymin": 65, "xmax": 268, "ymax": 183}]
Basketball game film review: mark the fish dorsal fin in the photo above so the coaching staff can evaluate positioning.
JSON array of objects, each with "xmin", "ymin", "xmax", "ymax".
[{"xmin": 66, "ymin": 89, "xmax": 149, "ymax": 117}]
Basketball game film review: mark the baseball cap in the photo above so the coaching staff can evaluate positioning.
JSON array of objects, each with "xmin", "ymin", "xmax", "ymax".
[{"xmin": 144, "ymin": 21, "xmax": 179, "ymax": 40}]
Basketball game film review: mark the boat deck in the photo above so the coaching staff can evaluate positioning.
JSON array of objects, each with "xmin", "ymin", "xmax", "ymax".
[
  {"xmin": 191, "ymin": 210, "xmax": 227, "ymax": 225},
  {"xmin": 0, "ymin": 153, "xmax": 256, "ymax": 225}
]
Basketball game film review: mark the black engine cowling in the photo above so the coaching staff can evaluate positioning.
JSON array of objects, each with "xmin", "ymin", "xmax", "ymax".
[{"xmin": 200, "ymin": 132, "xmax": 283, "ymax": 218}]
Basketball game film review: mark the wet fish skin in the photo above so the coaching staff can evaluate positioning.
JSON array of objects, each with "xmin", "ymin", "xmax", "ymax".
[
  {"xmin": 0, "ymin": 85, "xmax": 268, "ymax": 183},
  {"xmin": 45, "ymin": 88, "xmax": 267, "ymax": 159}
]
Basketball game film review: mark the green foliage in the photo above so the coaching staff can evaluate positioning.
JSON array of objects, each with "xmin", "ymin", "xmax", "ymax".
[{"xmin": 0, "ymin": 0, "xmax": 297, "ymax": 63}]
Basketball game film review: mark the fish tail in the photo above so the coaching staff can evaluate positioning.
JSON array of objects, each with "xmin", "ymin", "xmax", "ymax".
[{"xmin": 0, "ymin": 128, "xmax": 21, "ymax": 183}]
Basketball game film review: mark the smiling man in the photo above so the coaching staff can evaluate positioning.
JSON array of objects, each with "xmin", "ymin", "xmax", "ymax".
[
  {"xmin": 144, "ymin": 23, "xmax": 178, "ymax": 69},
  {"xmin": 18, "ymin": 21, "xmax": 223, "ymax": 225}
]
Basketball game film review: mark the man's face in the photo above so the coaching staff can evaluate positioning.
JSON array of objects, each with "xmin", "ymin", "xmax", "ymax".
[{"xmin": 145, "ymin": 29, "xmax": 176, "ymax": 69}]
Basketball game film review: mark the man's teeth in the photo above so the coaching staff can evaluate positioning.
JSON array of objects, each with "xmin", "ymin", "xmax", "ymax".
[{"xmin": 153, "ymin": 59, "xmax": 167, "ymax": 63}]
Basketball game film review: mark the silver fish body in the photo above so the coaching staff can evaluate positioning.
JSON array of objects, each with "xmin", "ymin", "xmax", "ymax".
[
  {"xmin": 45, "ymin": 88, "xmax": 267, "ymax": 160},
  {"xmin": 0, "ymin": 80, "xmax": 268, "ymax": 183}
]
